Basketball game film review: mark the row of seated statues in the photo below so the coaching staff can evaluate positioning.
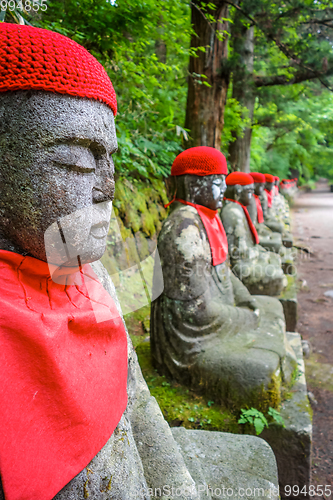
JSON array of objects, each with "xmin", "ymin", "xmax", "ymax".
[
  {"xmin": 151, "ymin": 148, "xmax": 298, "ymax": 411},
  {"xmin": 0, "ymin": 22, "xmax": 300, "ymax": 500}
]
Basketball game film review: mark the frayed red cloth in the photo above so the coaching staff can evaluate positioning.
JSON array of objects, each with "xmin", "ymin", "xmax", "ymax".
[
  {"xmin": 224, "ymin": 199, "xmax": 260, "ymax": 245},
  {"xmin": 254, "ymin": 194, "xmax": 264, "ymax": 224},
  {"xmin": 0, "ymin": 250, "xmax": 127, "ymax": 500},
  {"xmin": 175, "ymin": 200, "xmax": 228, "ymax": 265},
  {"xmin": 226, "ymin": 172, "xmax": 253, "ymax": 186},
  {"xmin": 265, "ymin": 189, "xmax": 274, "ymax": 208},
  {"xmin": 0, "ymin": 23, "xmax": 117, "ymax": 115},
  {"xmin": 171, "ymin": 147, "xmax": 228, "ymax": 176},
  {"xmin": 250, "ymin": 172, "xmax": 265, "ymax": 184}
]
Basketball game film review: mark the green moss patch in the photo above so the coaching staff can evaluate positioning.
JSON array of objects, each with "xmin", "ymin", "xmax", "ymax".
[{"xmin": 135, "ymin": 342, "xmax": 241, "ymax": 433}]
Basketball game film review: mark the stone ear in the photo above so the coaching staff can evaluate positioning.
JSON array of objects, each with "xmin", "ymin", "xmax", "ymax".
[{"xmin": 235, "ymin": 184, "xmax": 243, "ymax": 198}]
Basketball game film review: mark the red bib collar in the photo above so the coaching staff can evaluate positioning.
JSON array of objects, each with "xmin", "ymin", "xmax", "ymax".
[
  {"xmin": 0, "ymin": 250, "xmax": 128, "ymax": 500},
  {"xmin": 265, "ymin": 188, "xmax": 274, "ymax": 208},
  {"xmin": 224, "ymin": 199, "xmax": 260, "ymax": 245},
  {"xmin": 175, "ymin": 199, "xmax": 228, "ymax": 266},
  {"xmin": 254, "ymin": 194, "xmax": 264, "ymax": 224}
]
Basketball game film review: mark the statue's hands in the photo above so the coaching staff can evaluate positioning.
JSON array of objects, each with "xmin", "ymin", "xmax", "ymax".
[
  {"xmin": 238, "ymin": 297, "xmax": 258, "ymax": 312},
  {"xmin": 238, "ymin": 298, "xmax": 260, "ymax": 325}
]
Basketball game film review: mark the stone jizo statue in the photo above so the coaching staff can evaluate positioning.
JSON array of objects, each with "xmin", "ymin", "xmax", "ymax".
[
  {"xmin": 247, "ymin": 172, "xmax": 283, "ymax": 254},
  {"xmin": 151, "ymin": 147, "xmax": 297, "ymax": 412},
  {"xmin": 0, "ymin": 23, "xmax": 203, "ymax": 500},
  {"xmin": 221, "ymin": 172, "xmax": 285, "ymax": 296},
  {"xmin": 260, "ymin": 174, "xmax": 293, "ymax": 247}
]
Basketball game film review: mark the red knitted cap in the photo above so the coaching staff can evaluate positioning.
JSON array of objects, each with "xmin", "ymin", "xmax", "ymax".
[
  {"xmin": 250, "ymin": 172, "xmax": 266, "ymax": 184},
  {"xmin": 226, "ymin": 172, "xmax": 253, "ymax": 186},
  {"xmin": 264, "ymin": 173, "xmax": 274, "ymax": 183},
  {"xmin": 274, "ymin": 176, "xmax": 280, "ymax": 181},
  {"xmin": 0, "ymin": 23, "xmax": 117, "ymax": 115},
  {"xmin": 171, "ymin": 147, "xmax": 228, "ymax": 176}
]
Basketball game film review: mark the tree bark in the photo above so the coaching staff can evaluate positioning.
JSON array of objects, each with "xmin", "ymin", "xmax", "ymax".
[
  {"xmin": 184, "ymin": 1, "xmax": 230, "ymax": 149},
  {"xmin": 228, "ymin": 21, "xmax": 255, "ymax": 172}
]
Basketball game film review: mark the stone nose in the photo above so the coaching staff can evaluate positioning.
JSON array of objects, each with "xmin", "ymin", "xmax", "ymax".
[{"xmin": 92, "ymin": 156, "xmax": 115, "ymax": 203}]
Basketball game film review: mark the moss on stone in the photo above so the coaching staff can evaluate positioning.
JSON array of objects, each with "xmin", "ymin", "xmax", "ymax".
[
  {"xmin": 135, "ymin": 342, "xmax": 242, "ymax": 433},
  {"xmin": 113, "ymin": 177, "xmax": 168, "ymax": 237}
]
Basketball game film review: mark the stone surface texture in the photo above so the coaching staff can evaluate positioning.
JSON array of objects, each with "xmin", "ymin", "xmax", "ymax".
[
  {"xmin": 261, "ymin": 333, "xmax": 312, "ymax": 499},
  {"xmin": 172, "ymin": 428, "xmax": 279, "ymax": 500}
]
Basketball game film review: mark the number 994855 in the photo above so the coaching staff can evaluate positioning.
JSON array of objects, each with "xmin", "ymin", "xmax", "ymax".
[
  {"xmin": 0, "ymin": 0, "xmax": 47, "ymax": 11},
  {"xmin": 285, "ymin": 485, "xmax": 332, "ymax": 497}
]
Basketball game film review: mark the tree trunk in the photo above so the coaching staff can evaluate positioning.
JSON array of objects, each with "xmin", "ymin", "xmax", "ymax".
[
  {"xmin": 184, "ymin": 1, "xmax": 230, "ymax": 149},
  {"xmin": 228, "ymin": 22, "xmax": 255, "ymax": 172}
]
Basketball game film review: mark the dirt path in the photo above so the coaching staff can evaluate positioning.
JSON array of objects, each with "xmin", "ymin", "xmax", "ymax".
[{"xmin": 292, "ymin": 180, "xmax": 333, "ymax": 495}]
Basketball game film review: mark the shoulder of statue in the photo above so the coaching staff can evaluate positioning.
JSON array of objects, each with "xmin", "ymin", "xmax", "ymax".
[{"xmin": 221, "ymin": 201, "xmax": 244, "ymax": 227}]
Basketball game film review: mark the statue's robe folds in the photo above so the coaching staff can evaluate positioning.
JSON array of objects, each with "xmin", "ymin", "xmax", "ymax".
[
  {"xmin": 151, "ymin": 203, "xmax": 297, "ymax": 408},
  {"xmin": 220, "ymin": 200, "xmax": 285, "ymax": 296}
]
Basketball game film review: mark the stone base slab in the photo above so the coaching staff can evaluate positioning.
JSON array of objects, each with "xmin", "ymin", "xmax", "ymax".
[
  {"xmin": 279, "ymin": 275, "xmax": 298, "ymax": 332},
  {"xmin": 261, "ymin": 332, "xmax": 312, "ymax": 500},
  {"xmin": 172, "ymin": 427, "xmax": 279, "ymax": 500}
]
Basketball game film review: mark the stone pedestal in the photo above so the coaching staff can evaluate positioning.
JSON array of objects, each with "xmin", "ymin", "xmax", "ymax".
[
  {"xmin": 261, "ymin": 333, "xmax": 312, "ymax": 500},
  {"xmin": 172, "ymin": 428, "xmax": 279, "ymax": 500},
  {"xmin": 279, "ymin": 275, "xmax": 298, "ymax": 332}
]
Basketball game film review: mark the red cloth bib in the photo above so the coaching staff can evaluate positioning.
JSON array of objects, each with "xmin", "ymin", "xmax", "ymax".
[
  {"xmin": 175, "ymin": 199, "xmax": 228, "ymax": 266},
  {"xmin": 254, "ymin": 194, "xmax": 264, "ymax": 224},
  {"xmin": 274, "ymin": 185, "xmax": 279, "ymax": 196},
  {"xmin": 0, "ymin": 250, "xmax": 128, "ymax": 500},
  {"xmin": 265, "ymin": 188, "xmax": 274, "ymax": 208},
  {"xmin": 224, "ymin": 198, "xmax": 260, "ymax": 245}
]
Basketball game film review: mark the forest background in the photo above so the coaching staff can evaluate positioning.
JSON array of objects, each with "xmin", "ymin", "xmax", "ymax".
[{"xmin": 3, "ymin": 0, "xmax": 333, "ymax": 186}]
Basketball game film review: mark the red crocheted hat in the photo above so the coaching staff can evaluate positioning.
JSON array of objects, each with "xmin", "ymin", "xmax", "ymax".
[
  {"xmin": 226, "ymin": 172, "xmax": 253, "ymax": 186},
  {"xmin": 0, "ymin": 23, "xmax": 117, "ymax": 115},
  {"xmin": 171, "ymin": 147, "xmax": 228, "ymax": 176},
  {"xmin": 274, "ymin": 176, "xmax": 280, "ymax": 181},
  {"xmin": 264, "ymin": 173, "xmax": 275, "ymax": 183},
  {"xmin": 250, "ymin": 172, "xmax": 266, "ymax": 184}
]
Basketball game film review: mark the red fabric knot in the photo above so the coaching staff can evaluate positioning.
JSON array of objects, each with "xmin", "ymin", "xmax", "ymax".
[
  {"xmin": 0, "ymin": 23, "xmax": 117, "ymax": 115},
  {"xmin": 175, "ymin": 199, "xmax": 228, "ymax": 266},
  {"xmin": 171, "ymin": 147, "xmax": 228, "ymax": 177},
  {"xmin": 224, "ymin": 198, "xmax": 260, "ymax": 245}
]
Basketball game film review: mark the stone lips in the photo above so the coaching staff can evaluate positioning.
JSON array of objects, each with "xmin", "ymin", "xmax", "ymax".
[
  {"xmin": 0, "ymin": 23, "xmax": 117, "ymax": 115},
  {"xmin": 171, "ymin": 146, "xmax": 228, "ymax": 176}
]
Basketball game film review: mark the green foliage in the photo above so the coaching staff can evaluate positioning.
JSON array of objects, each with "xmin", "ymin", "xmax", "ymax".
[
  {"xmin": 40, "ymin": 0, "xmax": 192, "ymax": 180},
  {"xmin": 238, "ymin": 408, "xmax": 269, "ymax": 435},
  {"xmin": 238, "ymin": 406, "xmax": 285, "ymax": 435},
  {"xmin": 251, "ymin": 83, "xmax": 333, "ymax": 181}
]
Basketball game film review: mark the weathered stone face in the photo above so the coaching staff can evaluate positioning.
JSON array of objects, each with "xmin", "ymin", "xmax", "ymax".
[
  {"xmin": 0, "ymin": 91, "xmax": 117, "ymax": 265},
  {"xmin": 175, "ymin": 174, "xmax": 227, "ymax": 210},
  {"xmin": 254, "ymin": 182, "xmax": 264, "ymax": 196},
  {"xmin": 239, "ymin": 184, "xmax": 254, "ymax": 206},
  {"xmin": 265, "ymin": 182, "xmax": 274, "ymax": 192},
  {"xmin": 224, "ymin": 183, "xmax": 254, "ymax": 206}
]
